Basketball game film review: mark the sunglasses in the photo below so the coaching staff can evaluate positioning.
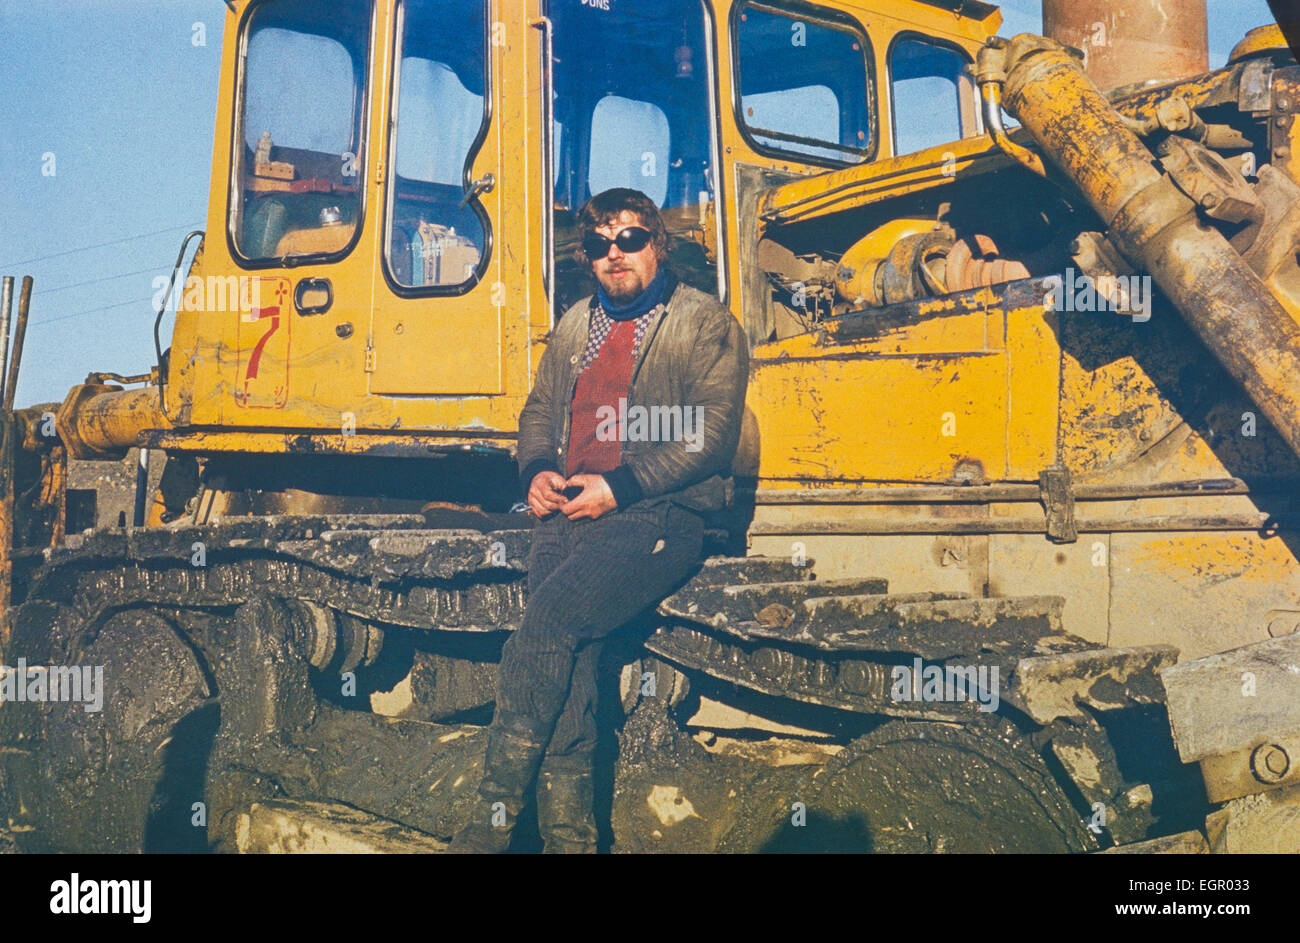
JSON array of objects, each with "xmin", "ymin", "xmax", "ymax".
[{"xmin": 582, "ymin": 226, "xmax": 653, "ymax": 261}]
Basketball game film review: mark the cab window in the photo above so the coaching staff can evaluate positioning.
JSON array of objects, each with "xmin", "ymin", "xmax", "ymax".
[
  {"xmin": 734, "ymin": 1, "xmax": 874, "ymax": 165},
  {"xmin": 547, "ymin": 0, "xmax": 720, "ymax": 312},
  {"xmin": 384, "ymin": 0, "xmax": 489, "ymax": 291},
  {"xmin": 890, "ymin": 37, "xmax": 978, "ymax": 156},
  {"xmin": 233, "ymin": 0, "xmax": 372, "ymax": 263}
]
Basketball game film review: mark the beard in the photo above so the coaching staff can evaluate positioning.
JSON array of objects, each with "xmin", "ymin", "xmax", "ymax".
[{"xmin": 597, "ymin": 267, "xmax": 646, "ymax": 303}]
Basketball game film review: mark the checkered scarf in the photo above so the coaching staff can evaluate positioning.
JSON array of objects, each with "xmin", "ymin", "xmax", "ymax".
[{"xmin": 578, "ymin": 297, "xmax": 664, "ymax": 371}]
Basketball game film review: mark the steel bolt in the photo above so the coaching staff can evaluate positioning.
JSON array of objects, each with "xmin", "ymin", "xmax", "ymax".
[{"xmin": 1250, "ymin": 743, "xmax": 1291, "ymax": 783}]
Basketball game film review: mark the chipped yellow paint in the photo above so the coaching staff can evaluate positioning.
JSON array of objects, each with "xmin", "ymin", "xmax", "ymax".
[
  {"xmin": 1129, "ymin": 533, "xmax": 1300, "ymax": 584},
  {"xmin": 749, "ymin": 351, "xmax": 1009, "ymax": 483},
  {"xmin": 748, "ymin": 293, "xmax": 1055, "ymax": 485},
  {"xmin": 1228, "ymin": 24, "xmax": 1287, "ymax": 63},
  {"xmin": 760, "ymin": 137, "xmax": 1017, "ymax": 227}
]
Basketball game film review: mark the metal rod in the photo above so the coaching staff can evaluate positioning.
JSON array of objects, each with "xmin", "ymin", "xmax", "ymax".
[
  {"xmin": 0, "ymin": 277, "xmax": 12, "ymax": 408},
  {"xmin": 530, "ymin": 17, "xmax": 556, "ymax": 324},
  {"xmin": 746, "ymin": 477, "xmax": 1268, "ymax": 505},
  {"xmin": 3, "ymin": 276, "xmax": 33, "ymax": 412},
  {"xmin": 748, "ymin": 512, "xmax": 1296, "ymax": 536},
  {"xmin": 0, "ymin": 415, "xmax": 11, "ymax": 654},
  {"xmin": 979, "ymin": 81, "xmax": 1048, "ymax": 177},
  {"xmin": 132, "ymin": 448, "xmax": 150, "ymax": 528},
  {"xmin": 154, "ymin": 231, "xmax": 204, "ymax": 415}
]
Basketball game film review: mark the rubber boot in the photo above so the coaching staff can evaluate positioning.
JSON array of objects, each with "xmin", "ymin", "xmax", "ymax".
[
  {"xmin": 536, "ymin": 760, "xmax": 599, "ymax": 854},
  {"xmin": 446, "ymin": 711, "xmax": 548, "ymax": 854}
]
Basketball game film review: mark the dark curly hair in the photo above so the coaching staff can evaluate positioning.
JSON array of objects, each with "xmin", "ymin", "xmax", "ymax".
[{"xmin": 574, "ymin": 188, "xmax": 670, "ymax": 266}]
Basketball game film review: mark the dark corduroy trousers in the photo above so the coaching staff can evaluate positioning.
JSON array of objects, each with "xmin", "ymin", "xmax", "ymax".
[{"xmin": 495, "ymin": 499, "xmax": 704, "ymax": 768}]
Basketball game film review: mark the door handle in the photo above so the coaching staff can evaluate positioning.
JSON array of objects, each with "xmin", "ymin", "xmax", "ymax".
[{"xmin": 458, "ymin": 172, "xmax": 495, "ymax": 208}]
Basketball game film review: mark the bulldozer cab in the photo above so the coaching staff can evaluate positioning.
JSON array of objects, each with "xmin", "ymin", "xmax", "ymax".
[{"xmin": 166, "ymin": 0, "xmax": 997, "ymax": 437}]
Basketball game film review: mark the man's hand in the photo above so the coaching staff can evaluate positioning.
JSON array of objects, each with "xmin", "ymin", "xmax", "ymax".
[
  {"xmin": 560, "ymin": 474, "xmax": 617, "ymax": 520},
  {"xmin": 527, "ymin": 470, "xmax": 568, "ymax": 518}
]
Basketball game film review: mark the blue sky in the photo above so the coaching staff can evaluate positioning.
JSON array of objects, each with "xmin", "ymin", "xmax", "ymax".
[{"xmin": 0, "ymin": 0, "xmax": 1279, "ymax": 407}]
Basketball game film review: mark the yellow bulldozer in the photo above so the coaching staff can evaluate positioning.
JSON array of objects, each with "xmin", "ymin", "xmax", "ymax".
[{"xmin": 2, "ymin": 0, "xmax": 1300, "ymax": 853}]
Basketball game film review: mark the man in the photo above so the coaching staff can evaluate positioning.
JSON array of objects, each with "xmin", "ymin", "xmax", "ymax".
[{"xmin": 448, "ymin": 188, "xmax": 748, "ymax": 853}]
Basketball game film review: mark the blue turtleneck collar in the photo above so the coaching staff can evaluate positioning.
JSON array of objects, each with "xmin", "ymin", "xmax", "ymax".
[{"xmin": 596, "ymin": 267, "xmax": 674, "ymax": 321}]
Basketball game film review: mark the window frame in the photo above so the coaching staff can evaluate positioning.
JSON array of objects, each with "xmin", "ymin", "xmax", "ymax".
[
  {"xmin": 543, "ymin": 0, "xmax": 729, "ymax": 305},
  {"xmin": 886, "ymin": 30, "xmax": 980, "ymax": 158},
  {"xmin": 585, "ymin": 94, "xmax": 674, "ymax": 208},
  {"xmin": 728, "ymin": 0, "xmax": 878, "ymax": 169},
  {"xmin": 379, "ymin": 0, "xmax": 495, "ymax": 299},
  {"xmin": 226, "ymin": 0, "xmax": 377, "ymax": 270}
]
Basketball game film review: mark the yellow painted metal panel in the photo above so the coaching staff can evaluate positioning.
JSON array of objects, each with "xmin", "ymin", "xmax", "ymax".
[
  {"xmin": 1004, "ymin": 304, "xmax": 1060, "ymax": 478},
  {"xmin": 1110, "ymin": 531, "xmax": 1300, "ymax": 661},
  {"xmin": 749, "ymin": 350, "xmax": 1009, "ymax": 483}
]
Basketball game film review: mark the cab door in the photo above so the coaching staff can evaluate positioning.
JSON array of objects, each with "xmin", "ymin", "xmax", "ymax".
[
  {"xmin": 544, "ymin": 0, "xmax": 725, "ymax": 315},
  {"xmin": 368, "ymin": 0, "xmax": 502, "ymax": 395}
]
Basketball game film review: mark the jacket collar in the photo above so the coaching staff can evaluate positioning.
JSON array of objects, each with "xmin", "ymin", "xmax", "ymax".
[{"xmin": 629, "ymin": 278, "xmax": 682, "ymax": 384}]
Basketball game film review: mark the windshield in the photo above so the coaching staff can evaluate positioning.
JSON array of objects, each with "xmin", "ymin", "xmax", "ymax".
[{"xmin": 232, "ymin": 0, "xmax": 372, "ymax": 263}]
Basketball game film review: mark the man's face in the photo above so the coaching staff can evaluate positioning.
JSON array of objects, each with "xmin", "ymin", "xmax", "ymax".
[{"xmin": 589, "ymin": 210, "xmax": 659, "ymax": 303}]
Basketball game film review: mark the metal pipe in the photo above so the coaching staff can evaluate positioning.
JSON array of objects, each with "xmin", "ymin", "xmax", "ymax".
[
  {"xmin": 4, "ymin": 276, "xmax": 32, "ymax": 412},
  {"xmin": 0, "ymin": 277, "xmax": 12, "ymax": 408},
  {"xmin": 1042, "ymin": 0, "xmax": 1208, "ymax": 92},
  {"xmin": 749, "ymin": 512, "xmax": 1297, "ymax": 536},
  {"xmin": 0, "ymin": 417, "xmax": 10, "ymax": 654},
  {"xmin": 55, "ymin": 385, "xmax": 171, "ymax": 460},
  {"xmin": 747, "ymin": 477, "xmax": 1262, "ymax": 505},
  {"xmin": 985, "ymin": 35, "xmax": 1300, "ymax": 462},
  {"xmin": 132, "ymin": 449, "xmax": 149, "ymax": 528},
  {"xmin": 154, "ymin": 230, "xmax": 204, "ymax": 416},
  {"xmin": 978, "ymin": 82, "xmax": 1047, "ymax": 177}
]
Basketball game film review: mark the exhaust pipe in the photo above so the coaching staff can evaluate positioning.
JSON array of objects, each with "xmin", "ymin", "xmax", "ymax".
[{"xmin": 1042, "ymin": 0, "xmax": 1208, "ymax": 91}]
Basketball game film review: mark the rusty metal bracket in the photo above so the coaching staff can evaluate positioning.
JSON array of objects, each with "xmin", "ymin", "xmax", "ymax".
[
  {"xmin": 1239, "ymin": 58, "xmax": 1273, "ymax": 113},
  {"xmin": 1039, "ymin": 464, "xmax": 1078, "ymax": 543}
]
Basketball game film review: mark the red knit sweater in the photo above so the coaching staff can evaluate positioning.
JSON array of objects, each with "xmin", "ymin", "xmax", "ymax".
[{"xmin": 566, "ymin": 320, "xmax": 636, "ymax": 477}]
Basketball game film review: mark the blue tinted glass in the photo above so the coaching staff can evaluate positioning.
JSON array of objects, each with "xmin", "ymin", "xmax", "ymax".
[
  {"xmin": 548, "ymin": 0, "xmax": 713, "ymax": 211},
  {"xmin": 891, "ymin": 39, "xmax": 969, "ymax": 155},
  {"xmin": 235, "ymin": 0, "xmax": 371, "ymax": 261},
  {"xmin": 736, "ymin": 4, "xmax": 872, "ymax": 164},
  {"xmin": 385, "ymin": 0, "xmax": 487, "ymax": 289}
]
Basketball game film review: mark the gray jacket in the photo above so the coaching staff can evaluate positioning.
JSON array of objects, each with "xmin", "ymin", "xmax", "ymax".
[{"xmin": 517, "ymin": 279, "xmax": 749, "ymax": 513}]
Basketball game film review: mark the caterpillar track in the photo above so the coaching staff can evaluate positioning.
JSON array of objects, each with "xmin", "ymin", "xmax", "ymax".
[{"xmin": 0, "ymin": 514, "xmax": 1199, "ymax": 853}]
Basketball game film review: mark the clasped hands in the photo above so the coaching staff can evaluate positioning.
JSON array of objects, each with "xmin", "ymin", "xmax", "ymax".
[{"xmin": 527, "ymin": 470, "xmax": 617, "ymax": 521}]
